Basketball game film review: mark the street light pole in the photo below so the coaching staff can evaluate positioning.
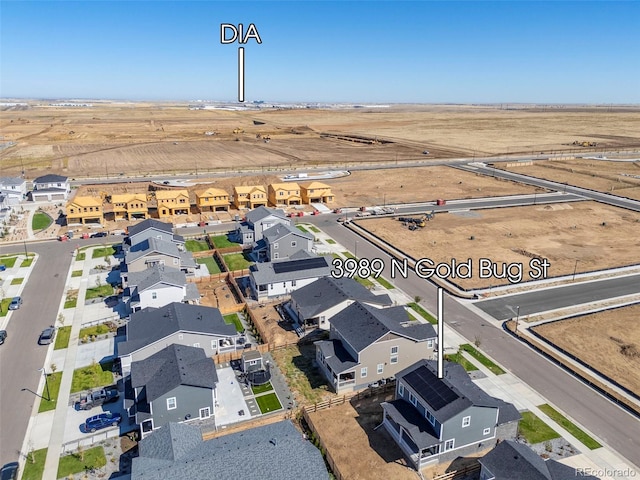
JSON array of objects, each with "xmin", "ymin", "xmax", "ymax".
[
  {"xmin": 40, "ymin": 368, "xmax": 50, "ymax": 401},
  {"xmin": 572, "ymin": 260, "xmax": 579, "ymax": 281},
  {"xmin": 23, "ymin": 240, "xmax": 28, "ymax": 258},
  {"xmin": 354, "ymin": 241, "xmax": 358, "ymax": 260},
  {"xmin": 515, "ymin": 305, "xmax": 520, "ymax": 333}
]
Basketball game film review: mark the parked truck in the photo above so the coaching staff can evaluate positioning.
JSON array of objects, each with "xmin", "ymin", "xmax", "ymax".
[{"xmin": 77, "ymin": 388, "xmax": 119, "ymax": 410}]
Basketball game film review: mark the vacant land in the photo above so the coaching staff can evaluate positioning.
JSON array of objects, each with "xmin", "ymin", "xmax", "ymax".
[
  {"xmin": 361, "ymin": 201, "xmax": 640, "ymax": 289},
  {"xmin": 532, "ymin": 304, "xmax": 640, "ymax": 396},
  {"xmin": 197, "ymin": 277, "xmax": 243, "ymax": 314}
]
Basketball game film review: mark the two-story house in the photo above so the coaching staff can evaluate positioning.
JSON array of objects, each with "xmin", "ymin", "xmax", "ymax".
[
  {"xmin": 118, "ymin": 302, "xmax": 240, "ymax": 376},
  {"xmin": 123, "ymin": 236, "xmax": 197, "ymax": 275},
  {"xmin": 125, "ymin": 218, "xmax": 184, "ymax": 249},
  {"xmin": 381, "ymin": 359, "xmax": 521, "ymax": 469},
  {"xmin": 252, "ymin": 223, "xmax": 314, "ymax": 262},
  {"xmin": 300, "ymin": 181, "xmax": 334, "ymax": 204},
  {"xmin": 268, "ymin": 182, "xmax": 302, "ymax": 206},
  {"xmin": 66, "ymin": 195, "xmax": 104, "ymax": 225},
  {"xmin": 31, "ymin": 174, "xmax": 71, "ymax": 202},
  {"xmin": 122, "ymin": 265, "xmax": 200, "ymax": 313},
  {"xmin": 287, "ymin": 276, "xmax": 392, "ymax": 333},
  {"xmin": 155, "ymin": 189, "xmax": 190, "ymax": 217},
  {"xmin": 196, "ymin": 187, "xmax": 229, "ymax": 212},
  {"xmin": 0, "ymin": 177, "xmax": 27, "ymax": 204},
  {"xmin": 233, "ymin": 185, "xmax": 267, "ymax": 209},
  {"xmin": 315, "ymin": 302, "xmax": 437, "ymax": 393},
  {"xmin": 126, "ymin": 344, "xmax": 218, "ymax": 438},
  {"xmin": 111, "ymin": 193, "xmax": 149, "ymax": 221},
  {"xmin": 234, "ymin": 206, "xmax": 290, "ymax": 245}
]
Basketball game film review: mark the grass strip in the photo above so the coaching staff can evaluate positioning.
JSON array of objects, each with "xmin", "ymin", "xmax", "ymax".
[
  {"xmin": 460, "ymin": 344, "xmax": 506, "ymax": 375},
  {"xmin": 538, "ymin": 404, "xmax": 602, "ymax": 449},
  {"xmin": 38, "ymin": 372, "xmax": 63, "ymax": 413},
  {"xmin": 518, "ymin": 411, "xmax": 560, "ymax": 444},
  {"xmin": 22, "ymin": 448, "xmax": 47, "ymax": 480},
  {"xmin": 54, "ymin": 326, "xmax": 72, "ymax": 350},
  {"xmin": 57, "ymin": 446, "xmax": 106, "ymax": 478},
  {"xmin": 256, "ymin": 392, "xmax": 282, "ymax": 414},
  {"xmin": 445, "ymin": 351, "xmax": 479, "ymax": 372},
  {"xmin": 71, "ymin": 361, "xmax": 114, "ymax": 393},
  {"xmin": 185, "ymin": 239, "xmax": 210, "ymax": 252},
  {"xmin": 375, "ymin": 276, "xmax": 395, "ymax": 289},
  {"xmin": 407, "ymin": 303, "xmax": 437, "ymax": 324},
  {"xmin": 197, "ymin": 256, "xmax": 222, "ymax": 274}
]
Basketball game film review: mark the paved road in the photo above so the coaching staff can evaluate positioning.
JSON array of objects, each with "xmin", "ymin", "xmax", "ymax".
[
  {"xmin": 306, "ymin": 214, "xmax": 640, "ymax": 469},
  {"xmin": 475, "ymin": 274, "xmax": 640, "ymax": 320}
]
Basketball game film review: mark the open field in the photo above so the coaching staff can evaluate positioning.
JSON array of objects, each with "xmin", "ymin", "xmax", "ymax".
[
  {"xmin": 360, "ymin": 201, "xmax": 640, "ymax": 289},
  {"xmin": 2, "ymin": 103, "xmax": 639, "ymax": 178},
  {"xmin": 532, "ymin": 304, "xmax": 640, "ymax": 397},
  {"xmin": 499, "ymin": 158, "xmax": 640, "ymax": 200}
]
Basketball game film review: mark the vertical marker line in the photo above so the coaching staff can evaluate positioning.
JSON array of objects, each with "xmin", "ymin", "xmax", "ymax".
[
  {"xmin": 438, "ymin": 287, "xmax": 444, "ymax": 379},
  {"xmin": 238, "ymin": 47, "xmax": 245, "ymax": 103}
]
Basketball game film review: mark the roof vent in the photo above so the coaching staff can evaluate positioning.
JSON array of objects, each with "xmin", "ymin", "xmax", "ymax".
[{"xmin": 270, "ymin": 437, "xmax": 278, "ymax": 446}]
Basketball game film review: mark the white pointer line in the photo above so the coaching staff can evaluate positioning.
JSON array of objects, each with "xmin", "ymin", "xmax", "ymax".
[
  {"xmin": 238, "ymin": 47, "xmax": 245, "ymax": 103},
  {"xmin": 438, "ymin": 287, "xmax": 444, "ymax": 379}
]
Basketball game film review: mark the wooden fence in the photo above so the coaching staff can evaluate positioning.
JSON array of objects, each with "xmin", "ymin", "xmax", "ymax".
[
  {"xmin": 431, "ymin": 463, "xmax": 480, "ymax": 480},
  {"xmin": 302, "ymin": 408, "xmax": 347, "ymax": 480},
  {"xmin": 212, "ymin": 344, "xmax": 270, "ymax": 364},
  {"xmin": 302, "ymin": 382, "xmax": 395, "ymax": 414},
  {"xmin": 187, "ymin": 272, "xmax": 227, "ymax": 283}
]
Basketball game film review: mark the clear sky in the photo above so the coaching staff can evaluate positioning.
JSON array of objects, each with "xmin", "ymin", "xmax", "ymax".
[{"xmin": 1, "ymin": 1, "xmax": 639, "ymax": 103}]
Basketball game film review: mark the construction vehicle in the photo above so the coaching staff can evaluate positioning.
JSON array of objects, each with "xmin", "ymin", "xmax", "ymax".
[
  {"xmin": 398, "ymin": 215, "xmax": 427, "ymax": 228},
  {"xmin": 572, "ymin": 140, "xmax": 598, "ymax": 147}
]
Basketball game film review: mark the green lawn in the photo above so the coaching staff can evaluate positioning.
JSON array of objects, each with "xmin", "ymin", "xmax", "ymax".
[
  {"xmin": 21, "ymin": 448, "xmax": 47, "ymax": 480},
  {"xmin": 223, "ymin": 252, "xmax": 253, "ymax": 271},
  {"xmin": 212, "ymin": 235, "xmax": 238, "ymax": 248},
  {"xmin": 256, "ymin": 392, "xmax": 282, "ymax": 414},
  {"xmin": 71, "ymin": 269, "xmax": 83, "ymax": 277},
  {"xmin": 64, "ymin": 298, "xmax": 78, "ymax": 309},
  {"xmin": 197, "ymin": 256, "xmax": 222, "ymax": 274},
  {"xmin": 518, "ymin": 411, "xmax": 560, "ymax": 444},
  {"xmin": 407, "ymin": 303, "xmax": 437, "ymax": 324},
  {"xmin": 54, "ymin": 326, "xmax": 72, "ymax": 350},
  {"xmin": 252, "ymin": 382, "xmax": 274, "ymax": 395},
  {"xmin": 460, "ymin": 344, "xmax": 506, "ymax": 375},
  {"xmin": 309, "ymin": 226, "xmax": 321, "ymax": 233},
  {"xmin": 296, "ymin": 225, "xmax": 310, "ymax": 233},
  {"xmin": 0, "ymin": 298, "xmax": 12, "ymax": 317},
  {"xmin": 21, "ymin": 256, "xmax": 34, "ymax": 267},
  {"xmin": 71, "ymin": 361, "xmax": 114, "ymax": 393},
  {"xmin": 445, "ymin": 351, "xmax": 479, "ymax": 372},
  {"xmin": 91, "ymin": 246, "xmax": 115, "ymax": 258},
  {"xmin": 326, "ymin": 239, "xmax": 336, "ymax": 244},
  {"xmin": 10, "ymin": 277, "xmax": 24, "ymax": 285},
  {"xmin": 376, "ymin": 276, "xmax": 395, "ymax": 289},
  {"xmin": 76, "ymin": 251, "xmax": 86, "ymax": 261},
  {"xmin": 58, "ymin": 446, "xmax": 107, "ymax": 478},
  {"xmin": 85, "ymin": 284, "xmax": 114, "ymax": 299},
  {"xmin": 38, "ymin": 372, "xmax": 63, "ymax": 413},
  {"xmin": 0, "ymin": 256, "xmax": 17, "ymax": 268},
  {"xmin": 354, "ymin": 276, "xmax": 374, "ymax": 289},
  {"xmin": 79, "ymin": 324, "xmax": 111, "ymax": 338},
  {"xmin": 341, "ymin": 251, "xmax": 355, "ymax": 259},
  {"xmin": 32, "ymin": 212, "xmax": 53, "ymax": 231},
  {"xmin": 538, "ymin": 404, "xmax": 602, "ymax": 449},
  {"xmin": 223, "ymin": 313, "xmax": 244, "ymax": 332},
  {"xmin": 185, "ymin": 239, "xmax": 210, "ymax": 252}
]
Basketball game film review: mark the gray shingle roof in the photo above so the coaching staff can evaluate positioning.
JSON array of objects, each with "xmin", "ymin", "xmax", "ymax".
[
  {"xmin": 263, "ymin": 222, "xmax": 313, "ymax": 243},
  {"xmin": 315, "ymin": 340, "xmax": 358, "ymax": 374},
  {"xmin": 382, "ymin": 399, "xmax": 440, "ymax": 449},
  {"xmin": 291, "ymin": 276, "xmax": 392, "ymax": 319},
  {"xmin": 331, "ymin": 302, "xmax": 436, "ymax": 352},
  {"xmin": 132, "ymin": 420, "xmax": 329, "ymax": 480},
  {"xmin": 127, "ymin": 218, "xmax": 174, "ymax": 237},
  {"xmin": 138, "ymin": 421, "xmax": 203, "ymax": 463},
  {"xmin": 0, "ymin": 177, "xmax": 26, "ymax": 186},
  {"xmin": 34, "ymin": 174, "xmax": 68, "ymax": 183},
  {"xmin": 118, "ymin": 302, "xmax": 236, "ymax": 356},
  {"xmin": 251, "ymin": 253, "xmax": 331, "ymax": 285},
  {"xmin": 126, "ymin": 237, "xmax": 180, "ymax": 264},
  {"xmin": 245, "ymin": 206, "xmax": 287, "ymax": 225},
  {"xmin": 130, "ymin": 344, "xmax": 218, "ymax": 401},
  {"xmin": 126, "ymin": 265, "xmax": 187, "ymax": 292}
]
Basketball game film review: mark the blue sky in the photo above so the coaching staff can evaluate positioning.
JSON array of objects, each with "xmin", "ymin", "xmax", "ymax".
[{"xmin": 1, "ymin": 1, "xmax": 639, "ymax": 103}]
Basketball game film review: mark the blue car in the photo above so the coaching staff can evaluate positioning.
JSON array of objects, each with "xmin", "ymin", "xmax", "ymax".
[{"xmin": 84, "ymin": 412, "xmax": 122, "ymax": 433}]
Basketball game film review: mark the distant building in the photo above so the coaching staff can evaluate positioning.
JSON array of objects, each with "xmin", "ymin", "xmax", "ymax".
[
  {"xmin": 252, "ymin": 223, "xmax": 314, "ymax": 262},
  {"xmin": 125, "ymin": 218, "xmax": 184, "ymax": 248},
  {"xmin": 233, "ymin": 206, "xmax": 290, "ymax": 245},
  {"xmin": 233, "ymin": 185, "xmax": 267, "ymax": 209},
  {"xmin": 0, "ymin": 177, "xmax": 27, "ymax": 204},
  {"xmin": 268, "ymin": 182, "xmax": 302, "ymax": 206},
  {"xmin": 155, "ymin": 189, "xmax": 190, "ymax": 217},
  {"xmin": 110, "ymin": 193, "xmax": 149, "ymax": 221},
  {"xmin": 196, "ymin": 187, "xmax": 230, "ymax": 212},
  {"xmin": 66, "ymin": 195, "xmax": 104, "ymax": 225},
  {"xmin": 31, "ymin": 174, "xmax": 70, "ymax": 202},
  {"xmin": 122, "ymin": 265, "xmax": 200, "ymax": 313},
  {"xmin": 300, "ymin": 181, "xmax": 334, "ymax": 204}
]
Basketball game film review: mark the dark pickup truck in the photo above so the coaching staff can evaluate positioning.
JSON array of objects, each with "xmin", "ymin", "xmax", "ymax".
[{"xmin": 77, "ymin": 388, "xmax": 120, "ymax": 410}]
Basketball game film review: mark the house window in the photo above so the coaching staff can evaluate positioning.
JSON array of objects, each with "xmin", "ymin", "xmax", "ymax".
[
  {"xmin": 291, "ymin": 241, "xmax": 297, "ymax": 247},
  {"xmin": 427, "ymin": 339, "xmax": 434, "ymax": 349},
  {"xmin": 426, "ymin": 410, "xmax": 436, "ymax": 425},
  {"xmin": 166, "ymin": 397, "xmax": 177, "ymax": 410},
  {"xmin": 199, "ymin": 407, "xmax": 211, "ymax": 419},
  {"xmin": 390, "ymin": 355, "xmax": 398, "ymax": 364},
  {"xmin": 444, "ymin": 439, "xmax": 455, "ymax": 451},
  {"xmin": 173, "ymin": 259, "xmax": 179, "ymax": 265},
  {"xmin": 361, "ymin": 367, "xmax": 367, "ymax": 378},
  {"xmin": 377, "ymin": 363, "xmax": 384, "ymax": 374},
  {"xmin": 274, "ymin": 243, "xmax": 279, "ymax": 249},
  {"xmin": 291, "ymin": 280, "xmax": 296, "ymax": 287},
  {"xmin": 398, "ymin": 384, "xmax": 404, "ymax": 396},
  {"xmin": 273, "ymin": 252, "xmax": 279, "ymax": 259},
  {"xmin": 409, "ymin": 392, "xmax": 417, "ymax": 407},
  {"xmin": 193, "ymin": 343, "xmax": 200, "ymax": 348},
  {"xmin": 212, "ymin": 340, "xmax": 217, "ymax": 350},
  {"xmin": 178, "ymin": 334, "xmax": 184, "ymax": 340},
  {"xmin": 483, "ymin": 427, "xmax": 491, "ymax": 435},
  {"xmin": 391, "ymin": 346, "xmax": 398, "ymax": 355},
  {"xmin": 151, "ymin": 292, "xmax": 157, "ymax": 300},
  {"xmin": 462, "ymin": 416, "xmax": 471, "ymax": 428}
]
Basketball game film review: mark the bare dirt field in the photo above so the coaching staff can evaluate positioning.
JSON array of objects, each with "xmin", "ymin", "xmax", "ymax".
[
  {"xmin": 2, "ymin": 103, "xmax": 639, "ymax": 179},
  {"xmin": 196, "ymin": 277, "xmax": 244, "ymax": 314},
  {"xmin": 532, "ymin": 304, "xmax": 640, "ymax": 396},
  {"xmin": 247, "ymin": 300, "xmax": 300, "ymax": 346},
  {"xmin": 359, "ymin": 201, "xmax": 640, "ymax": 289},
  {"xmin": 499, "ymin": 158, "xmax": 640, "ymax": 200}
]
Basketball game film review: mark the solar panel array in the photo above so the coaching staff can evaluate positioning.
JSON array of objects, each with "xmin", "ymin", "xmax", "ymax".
[
  {"xmin": 272, "ymin": 257, "xmax": 328, "ymax": 274},
  {"xmin": 405, "ymin": 366, "xmax": 459, "ymax": 411}
]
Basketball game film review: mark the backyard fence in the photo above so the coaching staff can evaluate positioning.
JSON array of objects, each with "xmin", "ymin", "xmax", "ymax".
[
  {"xmin": 60, "ymin": 428, "xmax": 120, "ymax": 454},
  {"xmin": 431, "ymin": 463, "xmax": 480, "ymax": 480}
]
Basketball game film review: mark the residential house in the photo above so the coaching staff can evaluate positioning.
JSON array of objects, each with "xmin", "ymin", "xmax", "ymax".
[
  {"xmin": 130, "ymin": 420, "xmax": 329, "ymax": 480},
  {"xmin": 234, "ymin": 206, "xmax": 290, "ymax": 245},
  {"xmin": 288, "ymin": 276, "xmax": 393, "ymax": 333},
  {"xmin": 123, "ymin": 236, "xmax": 197, "ymax": 275},
  {"xmin": 249, "ymin": 251, "xmax": 331, "ymax": 300},
  {"xmin": 233, "ymin": 185, "xmax": 267, "ymax": 209},
  {"xmin": 253, "ymin": 223, "xmax": 314, "ymax": 262},
  {"xmin": 126, "ymin": 344, "xmax": 218, "ymax": 438},
  {"xmin": 155, "ymin": 189, "xmax": 191, "ymax": 217},
  {"xmin": 268, "ymin": 182, "xmax": 302, "ymax": 206},
  {"xmin": 0, "ymin": 194, "xmax": 10, "ymax": 222},
  {"xmin": 300, "ymin": 181, "xmax": 334, "ymax": 204},
  {"xmin": 31, "ymin": 174, "xmax": 71, "ymax": 201},
  {"xmin": 479, "ymin": 439, "xmax": 600, "ymax": 480},
  {"xmin": 111, "ymin": 193, "xmax": 149, "ymax": 221},
  {"xmin": 196, "ymin": 187, "xmax": 229, "ymax": 212},
  {"xmin": 0, "ymin": 177, "xmax": 27, "ymax": 204},
  {"xmin": 118, "ymin": 302, "xmax": 240, "ymax": 376},
  {"xmin": 65, "ymin": 195, "xmax": 104, "ymax": 225},
  {"xmin": 315, "ymin": 302, "xmax": 437, "ymax": 393},
  {"xmin": 122, "ymin": 265, "xmax": 200, "ymax": 313},
  {"xmin": 126, "ymin": 218, "xmax": 184, "ymax": 248},
  {"xmin": 380, "ymin": 359, "xmax": 521, "ymax": 469}
]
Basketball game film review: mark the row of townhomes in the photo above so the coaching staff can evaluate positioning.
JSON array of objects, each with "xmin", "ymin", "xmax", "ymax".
[{"xmin": 64, "ymin": 181, "xmax": 335, "ymax": 225}]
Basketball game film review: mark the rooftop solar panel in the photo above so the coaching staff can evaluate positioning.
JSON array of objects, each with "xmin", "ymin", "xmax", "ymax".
[
  {"xmin": 405, "ymin": 366, "xmax": 459, "ymax": 411},
  {"xmin": 272, "ymin": 257, "xmax": 329, "ymax": 274}
]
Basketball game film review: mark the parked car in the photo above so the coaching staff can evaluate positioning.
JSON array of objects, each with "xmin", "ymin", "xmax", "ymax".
[
  {"xmin": 84, "ymin": 412, "xmax": 122, "ymax": 433},
  {"xmin": 77, "ymin": 388, "xmax": 120, "ymax": 410},
  {"xmin": 0, "ymin": 265, "xmax": 6, "ymax": 272},
  {"xmin": 38, "ymin": 327, "xmax": 56, "ymax": 345},
  {"xmin": 90, "ymin": 232, "xmax": 108, "ymax": 238},
  {"xmin": 0, "ymin": 462, "xmax": 19, "ymax": 480},
  {"xmin": 8, "ymin": 297, "xmax": 22, "ymax": 310},
  {"xmin": 0, "ymin": 330, "xmax": 7, "ymax": 345}
]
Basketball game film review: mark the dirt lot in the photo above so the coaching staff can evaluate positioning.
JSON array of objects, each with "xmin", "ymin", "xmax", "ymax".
[
  {"xmin": 532, "ymin": 304, "xmax": 640, "ymax": 397},
  {"xmin": 500, "ymin": 158, "xmax": 640, "ymax": 200},
  {"xmin": 2, "ymin": 103, "xmax": 639, "ymax": 178},
  {"xmin": 248, "ymin": 300, "xmax": 300, "ymax": 346},
  {"xmin": 360, "ymin": 201, "xmax": 640, "ymax": 289},
  {"xmin": 196, "ymin": 277, "xmax": 244, "ymax": 314}
]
